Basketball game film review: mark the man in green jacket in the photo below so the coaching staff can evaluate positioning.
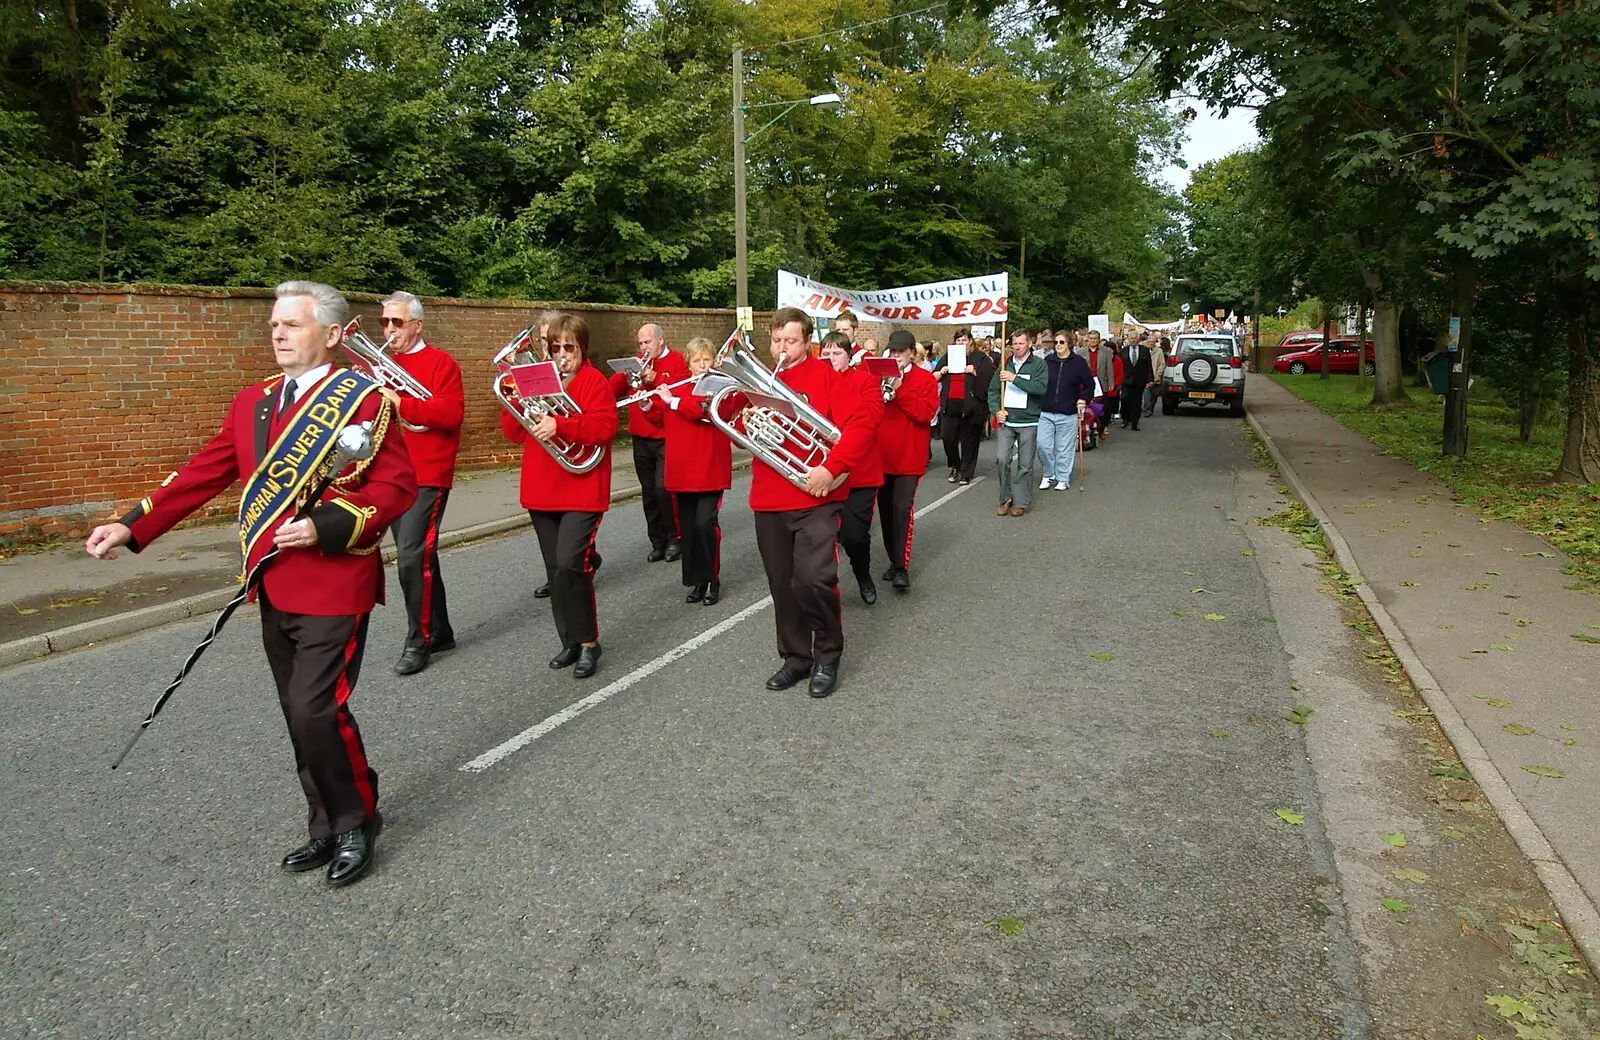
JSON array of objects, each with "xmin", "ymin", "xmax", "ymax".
[{"xmin": 988, "ymin": 329, "xmax": 1049, "ymax": 516}]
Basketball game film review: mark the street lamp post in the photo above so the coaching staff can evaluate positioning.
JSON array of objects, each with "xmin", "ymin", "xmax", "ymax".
[{"xmin": 730, "ymin": 44, "xmax": 840, "ymax": 310}]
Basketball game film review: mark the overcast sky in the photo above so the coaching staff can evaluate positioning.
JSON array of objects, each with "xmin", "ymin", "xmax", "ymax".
[{"xmin": 1158, "ymin": 103, "xmax": 1261, "ymax": 195}]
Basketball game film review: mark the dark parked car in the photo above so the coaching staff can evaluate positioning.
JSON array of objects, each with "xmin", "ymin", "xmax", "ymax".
[{"xmin": 1273, "ymin": 339, "xmax": 1375, "ymax": 375}]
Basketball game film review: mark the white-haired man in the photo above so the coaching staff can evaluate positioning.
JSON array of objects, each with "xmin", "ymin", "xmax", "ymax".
[
  {"xmin": 85, "ymin": 281, "xmax": 418, "ymax": 888},
  {"xmin": 608, "ymin": 323, "xmax": 689, "ymax": 562},
  {"xmin": 381, "ymin": 291, "xmax": 464, "ymax": 677}
]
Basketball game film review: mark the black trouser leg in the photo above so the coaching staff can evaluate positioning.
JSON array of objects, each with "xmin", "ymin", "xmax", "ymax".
[
  {"xmin": 393, "ymin": 486, "xmax": 454, "ymax": 652},
  {"xmin": 633, "ymin": 436, "xmax": 672, "ymax": 550},
  {"xmin": 1121, "ymin": 386, "xmax": 1142, "ymax": 429},
  {"xmin": 837, "ymin": 485, "xmax": 878, "ymax": 579},
  {"xmin": 877, "ymin": 474, "xmax": 920, "ymax": 572},
  {"xmin": 676, "ymin": 491, "xmax": 722, "ymax": 587},
  {"xmin": 529, "ymin": 510, "xmax": 603, "ymax": 647},
  {"xmin": 260, "ymin": 591, "xmax": 377, "ymax": 840},
  {"xmin": 958, "ymin": 417, "xmax": 983, "ymax": 480},
  {"xmin": 940, "ymin": 412, "xmax": 963, "ymax": 471},
  {"xmin": 755, "ymin": 503, "xmax": 844, "ymax": 669}
]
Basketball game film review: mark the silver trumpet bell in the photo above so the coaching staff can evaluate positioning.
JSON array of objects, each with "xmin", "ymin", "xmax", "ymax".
[
  {"xmin": 492, "ymin": 327, "xmax": 606, "ymax": 475},
  {"xmin": 705, "ymin": 332, "xmax": 849, "ymax": 494},
  {"xmin": 341, "ymin": 319, "xmax": 433, "ymax": 401}
]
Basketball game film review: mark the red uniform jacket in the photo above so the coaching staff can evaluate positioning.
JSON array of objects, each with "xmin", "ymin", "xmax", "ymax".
[
  {"xmin": 119, "ymin": 372, "xmax": 418, "ymax": 616},
  {"xmin": 747, "ymin": 355, "xmax": 874, "ymax": 513},
  {"xmin": 879, "ymin": 364, "xmax": 939, "ymax": 476},
  {"xmin": 842, "ymin": 367, "xmax": 884, "ymax": 490},
  {"xmin": 608, "ymin": 348, "xmax": 690, "ymax": 440},
  {"xmin": 661, "ymin": 381, "xmax": 732, "ymax": 493},
  {"xmin": 391, "ymin": 342, "xmax": 465, "ymax": 488},
  {"xmin": 501, "ymin": 362, "xmax": 618, "ymax": 512}
]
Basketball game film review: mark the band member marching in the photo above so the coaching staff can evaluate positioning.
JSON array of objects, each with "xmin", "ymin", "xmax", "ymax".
[
  {"xmin": 84, "ymin": 281, "xmax": 418, "ymax": 888},
  {"xmin": 531, "ymin": 309, "xmax": 600, "ymax": 599},
  {"xmin": 746, "ymin": 308, "xmax": 873, "ymax": 698},
  {"xmin": 609, "ymin": 324, "xmax": 690, "ymax": 563},
  {"xmin": 653, "ymin": 337, "xmax": 731, "ymax": 606},
  {"xmin": 819, "ymin": 331, "xmax": 885, "ymax": 605},
  {"xmin": 877, "ymin": 331, "xmax": 940, "ymax": 590},
  {"xmin": 501, "ymin": 313, "xmax": 618, "ymax": 679},
  {"xmin": 379, "ymin": 291, "xmax": 465, "ymax": 677}
]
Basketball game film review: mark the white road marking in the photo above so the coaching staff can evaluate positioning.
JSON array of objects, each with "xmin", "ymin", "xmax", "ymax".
[{"xmin": 459, "ymin": 476, "xmax": 985, "ymax": 772}]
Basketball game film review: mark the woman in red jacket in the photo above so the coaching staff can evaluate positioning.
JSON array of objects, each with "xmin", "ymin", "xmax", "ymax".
[
  {"xmin": 653, "ymin": 338, "xmax": 732, "ymax": 606},
  {"xmin": 819, "ymin": 331, "xmax": 885, "ymax": 605},
  {"xmin": 499, "ymin": 313, "xmax": 618, "ymax": 679}
]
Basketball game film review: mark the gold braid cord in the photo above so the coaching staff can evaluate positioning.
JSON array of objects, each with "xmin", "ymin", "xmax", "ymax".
[{"xmin": 333, "ymin": 390, "xmax": 396, "ymax": 490}]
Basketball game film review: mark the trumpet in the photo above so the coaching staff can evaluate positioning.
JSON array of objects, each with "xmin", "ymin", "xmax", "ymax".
[
  {"xmin": 704, "ymin": 332, "xmax": 848, "ymax": 494},
  {"xmin": 617, "ymin": 375, "xmax": 698, "ymax": 410},
  {"xmin": 341, "ymin": 319, "xmax": 433, "ymax": 401},
  {"xmin": 492, "ymin": 327, "xmax": 605, "ymax": 475},
  {"xmin": 881, "ymin": 359, "xmax": 911, "ymax": 402}
]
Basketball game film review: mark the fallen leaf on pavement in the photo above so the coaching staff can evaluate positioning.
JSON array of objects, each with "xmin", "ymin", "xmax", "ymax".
[
  {"xmin": 1503, "ymin": 723, "xmax": 1536, "ymax": 736},
  {"xmin": 1522, "ymin": 764, "xmax": 1566, "ymax": 779},
  {"xmin": 1391, "ymin": 868, "xmax": 1430, "ymax": 884},
  {"xmin": 1384, "ymin": 832, "xmax": 1407, "ymax": 847},
  {"xmin": 1203, "ymin": 613, "xmax": 1225, "ymax": 621},
  {"xmin": 1276, "ymin": 809, "xmax": 1305, "ymax": 825},
  {"xmin": 1381, "ymin": 898, "xmax": 1412, "ymax": 913},
  {"xmin": 1091, "ymin": 652, "xmax": 1115, "ymax": 661}
]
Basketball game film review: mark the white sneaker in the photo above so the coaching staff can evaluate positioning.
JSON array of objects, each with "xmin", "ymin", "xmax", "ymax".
[
  {"xmin": 1039, "ymin": 477, "xmax": 1052, "ymax": 489},
  {"xmin": 1055, "ymin": 481, "xmax": 1070, "ymax": 491}
]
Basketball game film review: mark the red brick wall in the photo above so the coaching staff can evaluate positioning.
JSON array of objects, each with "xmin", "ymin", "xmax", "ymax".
[{"xmin": 0, "ymin": 282, "xmax": 757, "ymax": 540}]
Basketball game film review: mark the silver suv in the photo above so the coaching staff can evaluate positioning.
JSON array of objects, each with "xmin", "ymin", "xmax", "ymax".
[{"xmin": 1161, "ymin": 333, "xmax": 1246, "ymax": 417}]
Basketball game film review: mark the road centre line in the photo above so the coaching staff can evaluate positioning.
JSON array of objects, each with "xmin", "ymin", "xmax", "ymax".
[{"xmin": 459, "ymin": 477, "xmax": 984, "ymax": 772}]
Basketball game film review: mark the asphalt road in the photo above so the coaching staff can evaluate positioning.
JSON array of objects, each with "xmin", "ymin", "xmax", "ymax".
[{"xmin": 3, "ymin": 414, "xmax": 1372, "ymax": 1038}]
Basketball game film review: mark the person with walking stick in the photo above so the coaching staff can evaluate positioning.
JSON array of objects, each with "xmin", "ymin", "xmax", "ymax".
[{"xmin": 85, "ymin": 281, "xmax": 418, "ymax": 889}]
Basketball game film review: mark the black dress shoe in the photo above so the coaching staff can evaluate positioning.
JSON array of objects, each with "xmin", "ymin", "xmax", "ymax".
[
  {"xmin": 393, "ymin": 647, "xmax": 430, "ymax": 676},
  {"xmin": 327, "ymin": 814, "xmax": 381, "ymax": 888},
  {"xmin": 858, "ymin": 578, "xmax": 877, "ymax": 605},
  {"xmin": 766, "ymin": 665, "xmax": 807, "ymax": 691},
  {"xmin": 892, "ymin": 569, "xmax": 911, "ymax": 591},
  {"xmin": 701, "ymin": 582, "xmax": 720, "ymax": 606},
  {"xmin": 534, "ymin": 582, "xmax": 551, "ymax": 599},
  {"xmin": 431, "ymin": 638, "xmax": 456, "ymax": 653},
  {"xmin": 281, "ymin": 835, "xmax": 335, "ymax": 872},
  {"xmin": 880, "ymin": 565, "xmax": 896, "ymax": 581},
  {"xmin": 664, "ymin": 541, "xmax": 682, "ymax": 562},
  {"xmin": 574, "ymin": 644, "xmax": 602, "ymax": 679},
  {"xmin": 686, "ymin": 583, "xmax": 708, "ymax": 603},
  {"xmin": 549, "ymin": 645, "xmax": 580, "ymax": 669},
  {"xmin": 590, "ymin": 551, "xmax": 603, "ymax": 572},
  {"xmin": 808, "ymin": 663, "xmax": 839, "ymax": 698},
  {"xmin": 647, "ymin": 547, "xmax": 667, "ymax": 563}
]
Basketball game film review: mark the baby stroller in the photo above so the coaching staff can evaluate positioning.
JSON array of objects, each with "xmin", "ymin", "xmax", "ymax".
[{"xmin": 1081, "ymin": 401, "xmax": 1102, "ymax": 451}]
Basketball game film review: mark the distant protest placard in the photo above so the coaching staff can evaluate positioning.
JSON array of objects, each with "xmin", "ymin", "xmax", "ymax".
[{"xmin": 778, "ymin": 270, "xmax": 1009, "ymax": 325}]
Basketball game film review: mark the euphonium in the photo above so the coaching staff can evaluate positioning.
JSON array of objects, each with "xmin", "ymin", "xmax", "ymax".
[
  {"xmin": 341, "ymin": 319, "xmax": 433, "ymax": 401},
  {"xmin": 492, "ymin": 327, "xmax": 606, "ymax": 475},
  {"xmin": 704, "ymin": 331, "xmax": 849, "ymax": 494}
]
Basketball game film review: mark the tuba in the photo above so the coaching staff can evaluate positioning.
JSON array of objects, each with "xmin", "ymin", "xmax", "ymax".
[
  {"xmin": 492, "ymin": 327, "xmax": 606, "ymax": 475},
  {"xmin": 341, "ymin": 319, "xmax": 433, "ymax": 401},
  {"xmin": 704, "ymin": 330, "xmax": 849, "ymax": 494}
]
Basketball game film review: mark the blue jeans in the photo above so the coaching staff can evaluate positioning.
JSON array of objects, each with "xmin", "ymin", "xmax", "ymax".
[{"xmin": 1036, "ymin": 412, "xmax": 1078, "ymax": 485}]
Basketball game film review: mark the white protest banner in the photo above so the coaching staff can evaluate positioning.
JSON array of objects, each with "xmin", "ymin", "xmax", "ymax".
[
  {"xmin": 778, "ymin": 270, "xmax": 1008, "ymax": 325},
  {"xmin": 1123, "ymin": 311, "xmax": 1185, "ymax": 333},
  {"xmin": 970, "ymin": 324, "xmax": 996, "ymax": 339},
  {"xmin": 1088, "ymin": 314, "xmax": 1110, "ymax": 337}
]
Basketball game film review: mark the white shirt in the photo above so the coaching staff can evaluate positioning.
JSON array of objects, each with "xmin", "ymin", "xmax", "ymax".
[
  {"xmin": 280, "ymin": 363, "xmax": 333, "ymax": 409},
  {"xmin": 401, "ymin": 339, "xmax": 428, "ymax": 355}
]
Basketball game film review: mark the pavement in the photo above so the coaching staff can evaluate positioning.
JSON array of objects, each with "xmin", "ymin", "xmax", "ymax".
[
  {"xmin": 1247, "ymin": 375, "xmax": 1600, "ymax": 967},
  {"xmin": 0, "ymin": 396, "xmax": 1595, "ymax": 1037}
]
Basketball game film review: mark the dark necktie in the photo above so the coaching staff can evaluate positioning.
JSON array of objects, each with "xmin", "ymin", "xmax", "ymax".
[{"xmin": 278, "ymin": 379, "xmax": 297, "ymax": 419}]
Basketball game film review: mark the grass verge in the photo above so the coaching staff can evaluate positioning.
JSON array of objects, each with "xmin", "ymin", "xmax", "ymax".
[{"xmin": 1267, "ymin": 373, "xmax": 1600, "ymax": 591}]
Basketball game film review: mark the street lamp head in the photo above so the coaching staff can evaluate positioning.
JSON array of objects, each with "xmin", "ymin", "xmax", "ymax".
[{"xmin": 809, "ymin": 92, "xmax": 842, "ymax": 107}]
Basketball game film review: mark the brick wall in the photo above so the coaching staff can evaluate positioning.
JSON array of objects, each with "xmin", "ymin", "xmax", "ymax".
[{"xmin": 0, "ymin": 282, "xmax": 758, "ymax": 540}]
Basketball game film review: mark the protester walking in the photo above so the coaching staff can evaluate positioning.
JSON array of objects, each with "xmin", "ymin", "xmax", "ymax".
[
  {"xmin": 988, "ymin": 330, "xmax": 1047, "ymax": 517},
  {"xmin": 1038, "ymin": 331, "xmax": 1094, "ymax": 490}
]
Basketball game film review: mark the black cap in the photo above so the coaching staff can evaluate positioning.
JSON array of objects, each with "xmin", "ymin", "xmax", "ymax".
[{"xmin": 886, "ymin": 330, "xmax": 916, "ymax": 352}]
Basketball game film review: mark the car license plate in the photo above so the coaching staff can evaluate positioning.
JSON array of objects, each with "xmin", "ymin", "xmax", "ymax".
[{"xmin": 1189, "ymin": 391, "xmax": 1216, "ymax": 400}]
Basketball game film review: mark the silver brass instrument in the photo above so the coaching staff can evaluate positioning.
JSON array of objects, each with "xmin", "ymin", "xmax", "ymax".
[
  {"xmin": 492, "ymin": 327, "xmax": 606, "ymax": 475},
  {"xmin": 341, "ymin": 319, "xmax": 433, "ymax": 401},
  {"xmin": 881, "ymin": 359, "xmax": 910, "ymax": 403},
  {"xmin": 704, "ymin": 331, "xmax": 849, "ymax": 494}
]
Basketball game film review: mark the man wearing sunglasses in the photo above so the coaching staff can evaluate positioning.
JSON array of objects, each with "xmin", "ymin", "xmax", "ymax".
[{"xmin": 380, "ymin": 292, "xmax": 465, "ymax": 677}]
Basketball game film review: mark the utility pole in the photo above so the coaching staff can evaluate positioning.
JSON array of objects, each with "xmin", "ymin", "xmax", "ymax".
[
  {"xmin": 1443, "ymin": 259, "xmax": 1476, "ymax": 456},
  {"xmin": 732, "ymin": 46, "xmax": 748, "ymax": 310}
]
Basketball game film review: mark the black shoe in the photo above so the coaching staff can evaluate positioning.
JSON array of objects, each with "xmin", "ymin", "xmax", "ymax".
[
  {"xmin": 326, "ymin": 814, "xmax": 381, "ymax": 888},
  {"xmin": 534, "ymin": 582, "xmax": 551, "ymax": 599},
  {"xmin": 549, "ymin": 645, "xmax": 580, "ymax": 670},
  {"xmin": 892, "ymin": 569, "xmax": 911, "ymax": 591},
  {"xmin": 281, "ymin": 835, "xmax": 335, "ymax": 873},
  {"xmin": 664, "ymin": 541, "xmax": 682, "ymax": 562},
  {"xmin": 686, "ymin": 583, "xmax": 708, "ymax": 604},
  {"xmin": 431, "ymin": 638, "xmax": 456, "ymax": 653},
  {"xmin": 590, "ymin": 551, "xmax": 603, "ymax": 572},
  {"xmin": 808, "ymin": 663, "xmax": 839, "ymax": 698},
  {"xmin": 881, "ymin": 565, "xmax": 896, "ymax": 581},
  {"xmin": 393, "ymin": 647, "xmax": 430, "ymax": 676},
  {"xmin": 766, "ymin": 665, "xmax": 807, "ymax": 691},
  {"xmin": 647, "ymin": 546, "xmax": 667, "ymax": 563},
  {"xmin": 947, "ymin": 468, "xmax": 958, "ymax": 483},
  {"xmin": 858, "ymin": 578, "xmax": 877, "ymax": 605},
  {"xmin": 702, "ymin": 582, "xmax": 720, "ymax": 606},
  {"xmin": 574, "ymin": 644, "xmax": 602, "ymax": 679}
]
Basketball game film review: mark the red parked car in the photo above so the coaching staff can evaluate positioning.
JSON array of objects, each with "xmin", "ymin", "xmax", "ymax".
[{"xmin": 1273, "ymin": 339, "xmax": 1375, "ymax": 375}]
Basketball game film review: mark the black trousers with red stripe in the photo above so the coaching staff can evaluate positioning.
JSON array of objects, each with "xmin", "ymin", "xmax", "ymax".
[
  {"xmin": 838, "ymin": 485, "xmax": 879, "ymax": 580},
  {"xmin": 673, "ymin": 491, "xmax": 723, "ymax": 587},
  {"xmin": 259, "ymin": 590, "xmax": 378, "ymax": 840},
  {"xmin": 877, "ymin": 474, "xmax": 920, "ymax": 573},
  {"xmin": 529, "ymin": 509, "xmax": 603, "ymax": 647},
  {"xmin": 754, "ymin": 502, "xmax": 844, "ymax": 670},
  {"xmin": 393, "ymin": 486, "xmax": 454, "ymax": 652}
]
